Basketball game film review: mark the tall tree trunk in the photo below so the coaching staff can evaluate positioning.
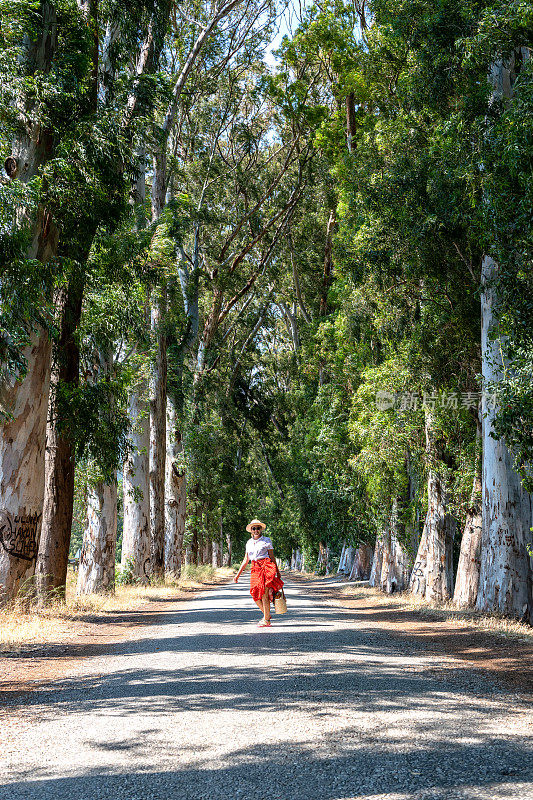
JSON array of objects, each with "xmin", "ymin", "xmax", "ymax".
[
  {"xmin": 0, "ymin": 3, "xmax": 60, "ymax": 601},
  {"xmin": 477, "ymin": 255, "xmax": 533, "ymax": 621},
  {"xmin": 224, "ymin": 527, "xmax": 231, "ymax": 567},
  {"xmin": 406, "ymin": 451, "xmax": 421, "ymax": 562},
  {"xmin": 218, "ymin": 514, "xmax": 224, "ymax": 568},
  {"xmin": 411, "ymin": 411, "xmax": 456, "ymax": 602},
  {"xmin": 410, "ymin": 523, "xmax": 428, "ymax": 597},
  {"xmin": 368, "ymin": 534, "xmax": 383, "ymax": 588},
  {"xmin": 191, "ymin": 527, "xmax": 199, "ymax": 565},
  {"xmin": 424, "ymin": 469, "xmax": 456, "ymax": 602},
  {"xmin": 77, "ymin": 475, "xmax": 118, "ymax": 594},
  {"xmin": 121, "ymin": 159, "xmax": 150, "ymax": 582},
  {"xmin": 212, "ymin": 538, "xmax": 220, "ymax": 568},
  {"xmin": 339, "ymin": 544, "xmax": 356, "ymax": 575},
  {"xmin": 0, "ymin": 333, "xmax": 53, "ymax": 599},
  {"xmin": 349, "ymin": 544, "xmax": 374, "ymax": 580},
  {"xmin": 379, "ymin": 525, "xmax": 392, "ymax": 592},
  {"xmin": 337, "ymin": 542, "xmax": 347, "ymax": 573},
  {"xmin": 380, "ymin": 500, "xmax": 410, "ymax": 593},
  {"xmin": 36, "ymin": 277, "xmax": 84, "ymax": 601},
  {"xmin": 149, "ymin": 288, "xmax": 167, "ymax": 581},
  {"xmin": 453, "ymin": 412, "xmax": 483, "ymax": 607},
  {"xmin": 164, "ymin": 395, "xmax": 185, "ymax": 579},
  {"xmin": 121, "ymin": 383, "xmax": 150, "ymax": 583}
]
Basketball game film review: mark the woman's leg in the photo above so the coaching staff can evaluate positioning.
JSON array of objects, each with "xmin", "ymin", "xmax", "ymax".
[
  {"xmin": 253, "ymin": 598, "xmax": 264, "ymax": 615},
  {"xmin": 261, "ymin": 588, "xmax": 271, "ymax": 623}
]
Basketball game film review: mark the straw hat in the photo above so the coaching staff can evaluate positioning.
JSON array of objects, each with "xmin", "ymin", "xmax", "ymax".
[{"xmin": 246, "ymin": 518, "xmax": 266, "ymax": 533}]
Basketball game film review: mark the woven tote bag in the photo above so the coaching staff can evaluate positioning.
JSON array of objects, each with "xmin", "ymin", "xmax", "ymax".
[{"xmin": 274, "ymin": 589, "xmax": 287, "ymax": 614}]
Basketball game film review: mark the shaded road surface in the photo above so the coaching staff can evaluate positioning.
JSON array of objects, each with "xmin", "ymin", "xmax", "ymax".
[{"xmin": 1, "ymin": 577, "xmax": 532, "ymax": 800}]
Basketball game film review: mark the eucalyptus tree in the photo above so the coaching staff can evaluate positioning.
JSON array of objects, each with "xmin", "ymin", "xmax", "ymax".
[
  {"xmin": 470, "ymin": 16, "xmax": 533, "ymax": 621},
  {"xmin": 133, "ymin": 15, "xmax": 318, "ymax": 573},
  {"xmin": 142, "ymin": 0, "xmax": 280, "ymax": 579},
  {"xmin": 0, "ymin": 0, "xmax": 93, "ymax": 599},
  {"xmin": 32, "ymin": 0, "xmax": 174, "ymax": 601},
  {"xmin": 65, "ymin": 215, "xmax": 149, "ymax": 596}
]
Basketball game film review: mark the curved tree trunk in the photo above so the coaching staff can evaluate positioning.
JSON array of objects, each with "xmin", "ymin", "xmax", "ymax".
[
  {"xmin": 454, "ymin": 414, "xmax": 482, "ymax": 607},
  {"xmin": 122, "ymin": 384, "xmax": 150, "ymax": 583},
  {"xmin": 164, "ymin": 395, "xmax": 185, "ymax": 579},
  {"xmin": 77, "ymin": 476, "xmax": 118, "ymax": 594},
  {"xmin": 477, "ymin": 255, "xmax": 533, "ymax": 621}
]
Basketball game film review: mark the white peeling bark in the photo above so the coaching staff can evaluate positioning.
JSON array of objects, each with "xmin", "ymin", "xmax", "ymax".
[
  {"xmin": 380, "ymin": 501, "xmax": 410, "ymax": 593},
  {"xmin": 339, "ymin": 544, "xmax": 356, "ymax": 575},
  {"xmin": 349, "ymin": 544, "xmax": 374, "ymax": 580},
  {"xmin": 454, "ymin": 416, "xmax": 482, "ymax": 608},
  {"xmin": 122, "ymin": 384, "xmax": 150, "ymax": 583},
  {"xmin": 424, "ymin": 468, "xmax": 456, "ymax": 602},
  {"xmin": 410, "ymin": 523, "xmax": 428, "ymax": 597},
  {"xmin": 291, "ymin": 548, "xmax": 304, "ymax": 571},
  {"xmin": 0, "ymin": 4, "xmax": 60, "ymax": 600},
  {"xmin": 77, "ymin": 476, "xmax": 118, "ymax": 594},
  {"xmin": 368, "ymin": 534, "xmax": 383, "ymax": 588},
  {"xmin": 149, "ymin": 289, "xmax": 167, "ymax": 580},
  {"xmin": 211, "ymin": 539, "xmax": 220, "ymax": 568},
  {"xmin": 411, "ymin": 412, "xmax": 456, "ymax": 602},
  {"xmin": 477, "ymin": 256, "xmax": 533, "ymax": 621},
  {"xmin": 337, "ymin": 542, "xmax": 347, "ymax": 573},
  {"xmin": 0, "ymin": 333, "xmax": 52, "ymax": 599},
  {"xmin": 164, "ymin": 396, "xmax": 185, "ymax": 579}
]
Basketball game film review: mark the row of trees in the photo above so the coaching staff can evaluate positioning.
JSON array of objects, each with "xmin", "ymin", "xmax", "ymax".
[
  {"xmin": 274, "ymin": 0, "xmax": 533, "ymax": 622},
  {"xmin": 1, "ymin": 0, "xmax": 532, "ymax": 623}
]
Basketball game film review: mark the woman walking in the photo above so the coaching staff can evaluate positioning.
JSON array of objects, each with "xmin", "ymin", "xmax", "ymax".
[{"xmin": 233, "ymin": 518, "xmax": 284, "ymax": 627}]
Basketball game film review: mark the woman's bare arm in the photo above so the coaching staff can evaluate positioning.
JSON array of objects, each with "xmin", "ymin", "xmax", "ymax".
[{"xmin": 233, "ymin": 553, "xmax": 249, "ymax": 582}]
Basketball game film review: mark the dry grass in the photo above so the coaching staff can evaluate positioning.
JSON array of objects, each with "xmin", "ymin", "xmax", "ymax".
[
  {"xmin": 0, "ymin": 565, "xmax": 235, "ymax": 653},
  {"xmin": 339, "ymin": 582, "xmax": 533, "ymax": 642}
]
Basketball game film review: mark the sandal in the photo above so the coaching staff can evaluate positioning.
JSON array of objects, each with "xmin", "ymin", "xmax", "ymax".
[{"xmin": 257, "ymin": 620, "xmax": 272, "ymax": 627}]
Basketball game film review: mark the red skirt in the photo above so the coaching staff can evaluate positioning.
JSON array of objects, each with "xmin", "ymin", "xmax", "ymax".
[{"xmin": 250, "ymin": 558, "xmax": 284, "ymax": 602}]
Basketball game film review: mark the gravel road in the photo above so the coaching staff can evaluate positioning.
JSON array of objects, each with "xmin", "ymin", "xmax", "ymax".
[{"xmin": 1, "ymin": 577, "xmax": 532, "ymax": 800}]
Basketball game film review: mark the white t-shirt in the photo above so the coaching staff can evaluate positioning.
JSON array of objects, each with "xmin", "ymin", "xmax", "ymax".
[{"xmin": 246, "ymin": 535, "xmax": 273, "ymax": 561}]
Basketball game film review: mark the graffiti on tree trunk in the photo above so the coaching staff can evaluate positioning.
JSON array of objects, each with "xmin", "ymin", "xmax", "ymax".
[{"xmin": 0, "ymin": 511, "xmax": 41, "ymax": 561}]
